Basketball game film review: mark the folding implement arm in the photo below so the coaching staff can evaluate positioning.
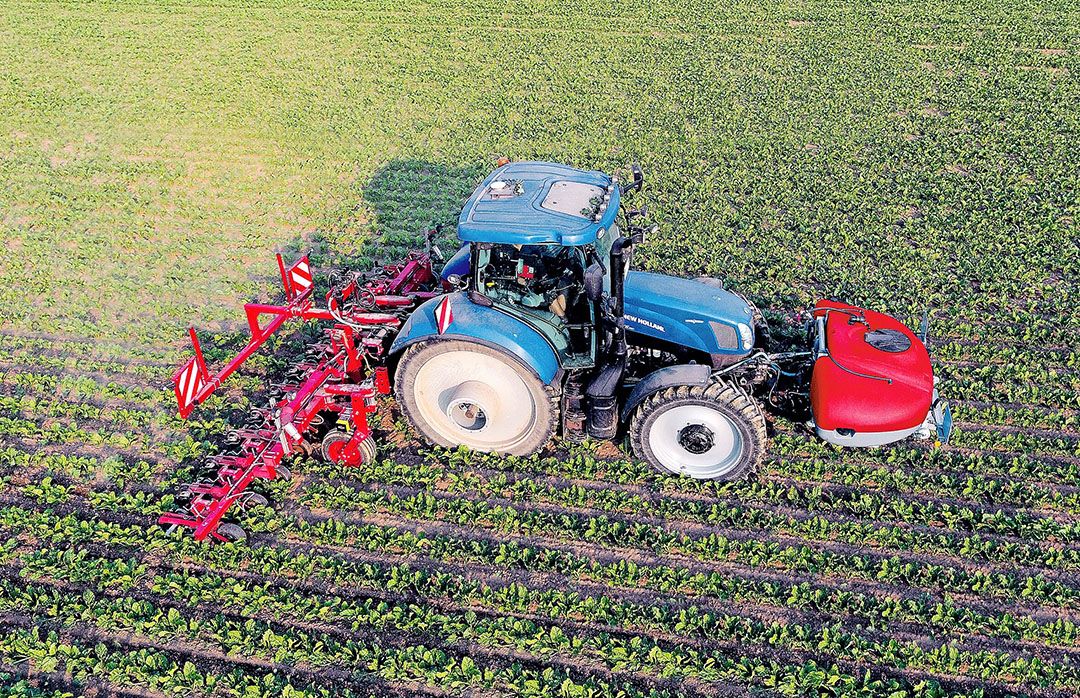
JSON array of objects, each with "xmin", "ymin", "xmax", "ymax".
[{"xmin": 161, "ymin": 249, "xmax": 438, "ymax": 542}]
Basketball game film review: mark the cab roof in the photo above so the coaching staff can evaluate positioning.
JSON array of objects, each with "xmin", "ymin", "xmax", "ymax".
[{"xmin": 457, "ymin": 161, "xmax": 621, "ymax": 246}]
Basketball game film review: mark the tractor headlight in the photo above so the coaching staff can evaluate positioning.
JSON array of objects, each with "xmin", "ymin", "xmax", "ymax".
[{"xmin": 737, "ymin": 322, "xmax": 754, "ymax": 349}]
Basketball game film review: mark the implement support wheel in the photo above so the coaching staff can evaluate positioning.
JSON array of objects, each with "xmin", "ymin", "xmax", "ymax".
[
  {"xmin": 216, "ymin": 523, "xmax": 247, "ymax": 543},
  {"xmin": 321, "ymin": 430, "xmax": 377, "ymax": 466}
]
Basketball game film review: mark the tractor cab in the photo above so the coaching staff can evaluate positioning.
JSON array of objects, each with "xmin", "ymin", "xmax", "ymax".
[{"xmin": 444, "ymin": 162, "xmax": 625, "ymax": 369}]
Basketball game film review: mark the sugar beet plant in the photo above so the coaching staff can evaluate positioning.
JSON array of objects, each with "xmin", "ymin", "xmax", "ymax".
[{"xmin": 0, "ymin": 0, "xmax": 1078, "ymax": 696}]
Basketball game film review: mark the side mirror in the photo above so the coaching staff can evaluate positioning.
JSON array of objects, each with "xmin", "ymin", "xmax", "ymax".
[
  {"xmin": 625, "ymin": 203, "xmax": 648, "ymax": 223},
  {"xmin": 631, "ymin": 224, "xmax": 657, "ymax": 245},
  {"xmin": 584, "ymin": 263, "xmax": 604, "ymax": 302},
  {"xmin": 621, "ymin": 164, "xmax": 644, "ymax": 195}
]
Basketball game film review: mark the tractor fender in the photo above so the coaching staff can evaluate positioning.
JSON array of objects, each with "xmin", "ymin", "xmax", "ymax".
[
  {"xmin": 389, "ymin": 292, "xmax": 562, "ymax": 385},
  {"xmin": 620, "ymin": 364, "xmax": 713, "ymax": 421}
]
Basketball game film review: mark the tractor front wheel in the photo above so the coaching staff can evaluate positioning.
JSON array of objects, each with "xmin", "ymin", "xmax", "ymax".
[
  {"xmin": 630, "ymin": 382, "xmax": 765, "ymax": 480},
  {"xmin": 394, "ymin": 340, "xmax": 558, "ymax": 456}
]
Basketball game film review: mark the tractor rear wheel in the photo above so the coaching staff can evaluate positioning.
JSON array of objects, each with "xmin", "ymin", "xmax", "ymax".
[
  {"xmin": 630, "ymin": 382, "xmax": 765, "ymax": 480},
  {"xmin": 394, "ymin": 340, "xmax": 558, "ymax": 456}
]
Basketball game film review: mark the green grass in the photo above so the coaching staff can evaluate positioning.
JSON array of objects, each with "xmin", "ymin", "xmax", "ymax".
[
  {"xmin": 2, "ymin": 0, "xmax": 1076, "ymax": 343},
  {"xmin": 1, "ymin": 1, "xmax": 1079, "ymax": 697}
]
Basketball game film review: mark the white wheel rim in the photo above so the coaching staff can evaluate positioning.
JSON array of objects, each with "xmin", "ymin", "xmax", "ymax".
[
  {"xmin": 647, "ymin": 404, "xmax": 743, "ymax": 478},
  {"xmin": 412, "ymin": 349, "xmax": 538, "ymax": 452}
]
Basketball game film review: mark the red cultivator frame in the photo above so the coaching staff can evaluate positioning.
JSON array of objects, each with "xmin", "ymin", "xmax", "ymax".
[{"xmin": 162, "ymin": 249, "xmax": 438, "ymax": 541}]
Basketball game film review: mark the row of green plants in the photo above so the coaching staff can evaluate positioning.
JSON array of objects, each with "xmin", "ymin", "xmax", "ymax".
[
  {"xmin": 279, "ymin": 488, "xmax": 1080, "ymax": 609},
  {"xmin": 0, "ymin": 415, "xmax": 148, "ymax": 453},
  {"xmin": 933, "ymin": 340, "xmax": 1078, "ymax": 370},
  {"xmin": 0, "ymin": 675, "xmax": 75, "ymax": 698},
  {"xmin": 947, "ymin": 426, "xmax": 1080, "ymax": 459},
  {"xmin": 3, "ymin": 575, "xmax": 871, "ymax": 698},
  {"xmin": 761, "ymin": 454, "xmax": 1080, "ymax": 515},
  {"xmin": 0, "ymin": 414, "xmax": 207, "ymax": 463},
  {"xmin": 425, "ymin": 448, "xmax": 1080, "ymax": 542},
  {"xmin": 936, "ymin": 361, "xmax": 1079, "ymax": 410},
  {"xmin": 0, "ymin": 347, "xmax": 164, "ymax": 380},
  {"xmin": 0, "ymin": 332, "xmax": 173, "ymax": 365},
  {"xmin": 15, "ymin": 548, "xmax": 1073, "ymax": 693},
  {"xmin": 353, "ymin": 450, "xmax": 1080, "ymax": 552},
  {"xmin": 762, "ymin": 433, "xmax": 1080, "ymax": 499},
  {"xmin": 302, "ymin": 476, "xmax": 1080, "ymax": 572},
  {"xmin": 0, "ymin": 625, "xmax": 397, "ymax": 698},
  {"xmin": 4, "ymin": 504, "xmax": 1076, "ymax": 662},
  {"xmin": 15, "ymin": 449, "xmax": 1075, "ymax": 611},
  {"xmin": 952, "ymin": 401, "xmax": 1079, "ymax": 433},
  {"xmin": 0, "ymin": 394, "xmax": 176, "ymax": 432},
  {"xmin": 0, "ymin": 447, "xmax": 154, "ymax": 486},
  {"xmin": 0, "ymin": 370, "xmax": 163, "ymax": 405}
]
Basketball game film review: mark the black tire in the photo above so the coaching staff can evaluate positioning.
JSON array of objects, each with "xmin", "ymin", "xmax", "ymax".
[
  {"xmin": 275, "ymin": 465, "xmax": 291, "ymax": 481},
  {"xmin": 216, "ymin": 523, "xmax": 247, "ymax": 542},
  {"xmin": 630, "ymin": 382, "xmax": 766, "ymax": 480},
  {"xmin": 243, "ymin": 492, "xmax": 269, "ymax": 508},
  {"xmin": 394, "ymin": 340, "xmax": 559, "ymax": 456}
]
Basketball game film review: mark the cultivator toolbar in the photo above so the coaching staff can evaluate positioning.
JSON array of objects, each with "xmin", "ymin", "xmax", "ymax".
[{"xmin": 161, "ymin": 247, "xmax": 438, "ymax": 541}]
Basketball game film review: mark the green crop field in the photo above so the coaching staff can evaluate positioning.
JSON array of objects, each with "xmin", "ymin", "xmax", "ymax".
[{"xmin": 1, "ymin": 0, "xmax": 1079, "ymax": 696}]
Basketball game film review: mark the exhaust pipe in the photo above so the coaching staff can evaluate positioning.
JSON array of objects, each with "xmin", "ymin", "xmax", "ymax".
[{"xmin": 586, "ymin": 236, "xmax": 632, "ymax": 439}]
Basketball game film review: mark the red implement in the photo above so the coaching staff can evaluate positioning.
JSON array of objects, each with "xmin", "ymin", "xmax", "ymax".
[{"xmin": 161, "ymin": 248, "xmax": 436, "ymax": 541}]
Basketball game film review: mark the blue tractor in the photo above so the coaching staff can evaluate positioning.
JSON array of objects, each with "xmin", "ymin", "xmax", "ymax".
[
  {"xmin": 387, "ymin": 161, "xmax": 950, "ymax": 480},
  {"xmin": 163, "ymin": 160, "xmax": 953, "ymax": 544}
]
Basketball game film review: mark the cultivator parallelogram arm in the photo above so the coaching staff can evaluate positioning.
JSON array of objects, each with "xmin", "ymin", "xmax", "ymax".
[{"xmin": 161, "ymin": 248, "xmax": 439, "ymax": 542}]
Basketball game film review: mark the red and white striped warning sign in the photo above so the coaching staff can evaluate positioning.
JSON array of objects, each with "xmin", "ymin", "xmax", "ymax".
[
  {"xmin": 288, "ymin": 256, "xmax": 313, "ymax": 296},
  {"xmin": 435, "ymin": 296, "xmax": 454, "ymax": 334},
  {"xmin": 173, "ymin": 357, "xmax": 207, "ymax": 418}
]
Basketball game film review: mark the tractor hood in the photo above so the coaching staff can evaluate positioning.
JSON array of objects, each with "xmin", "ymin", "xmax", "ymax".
[{"xmin": 623, "ymin": 272, "xmax": 755, "ymax": 359}]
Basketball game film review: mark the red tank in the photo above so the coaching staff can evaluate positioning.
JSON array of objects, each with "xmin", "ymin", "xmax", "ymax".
[{"xmin": 809, "ymin": 299, "xmax": 934, "ymax": 446}]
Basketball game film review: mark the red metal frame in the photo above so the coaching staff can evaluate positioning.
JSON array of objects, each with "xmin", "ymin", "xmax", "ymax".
[{"xmin": 161, "ymin": 248, "xmax": 436, "ymax": 542}]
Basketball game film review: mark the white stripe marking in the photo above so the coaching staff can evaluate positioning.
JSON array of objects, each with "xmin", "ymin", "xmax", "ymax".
[
  {"xmin": 291, "ymin": 270, "xmax": 311, "ymax": 288},
  {"xmin": 184, "ymin": 364, "xmax": 199, "ymax": 405},
  {"xmin": 176, "ymin": 366, "xmax": 190, "ymax": 406}
]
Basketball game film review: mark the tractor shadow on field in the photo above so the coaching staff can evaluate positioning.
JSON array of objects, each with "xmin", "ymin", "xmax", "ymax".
[{"xmin": 317, "ymin": 158, "xmax": 488, "ymax": 269}]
